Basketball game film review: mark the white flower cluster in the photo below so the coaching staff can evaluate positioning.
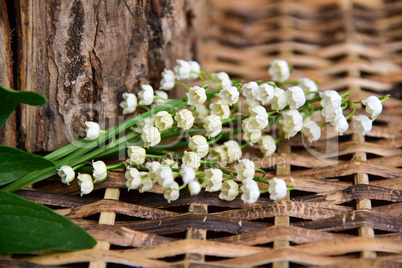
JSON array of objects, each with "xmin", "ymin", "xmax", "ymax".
[{"xmin": 67, "ymin": 58, "xmax": 387, "ymax": 205}]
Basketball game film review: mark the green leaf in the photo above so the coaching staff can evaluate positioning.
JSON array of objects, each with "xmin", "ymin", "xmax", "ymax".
[
  {"xmin": 0, "ymin": 84, "xmax": 47, "ymax": 129},
  {"xmin": 0, "ymin": 191, "xmax": 97, "ymax": 253},
  {"xmin": 0, "ymin": 146, "xmax": 55, "ymax": 186}
]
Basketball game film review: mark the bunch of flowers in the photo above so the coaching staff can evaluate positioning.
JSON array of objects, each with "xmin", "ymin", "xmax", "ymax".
[{"xmin": 3, "ymin": 59, "xmax": 388, "ymax": 204}]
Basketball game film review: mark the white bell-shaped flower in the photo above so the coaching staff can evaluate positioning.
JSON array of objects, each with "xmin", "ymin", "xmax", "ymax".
[
  {"xmin": 219, "ymin": 85, "xmax": 239, "ymax": 106},
  {"xmin": 84, "ymin": 121, "xmax": 100, "ymax": 140},
  {"xmin": 174, "ymin": 109, "xmax": 194, "ymax": 130},
  {"xmin": 92, "ymin": 160, "xmax": 108, "ymax": 182},
  {"xmin": 161, "ymin": 159, "xmax": 179, "ymax": 169},
  {"xmin": 77, "ymin": 173, "xmax": 94, "ymax": 196},
  {"xmin": 242, "ymin": 126, "xmax": 262, "ymax": 144},
  {"xmin": 353, "ymin": 115, "xmax": 372, "ymax": 136},
  {"xmin": 58, "ymin": 165, "xmax": 75, "ymax": 185},
  {"xmin": 154, "ymin": 111, "xmax": 174, "ymax": 131},
  {"xmin": 219, "ymin": 180, "xmax": 239, "ymax": 201},
  {"xmin": 299, "ymin": 78, "xmax": 318, "ymax": 100},
  {"xmin": 256, "ymin": 83, "xmax": 275, "ymax": 105},
  {"xmin": 188, "ymin": 60, "xmax": 201, "ymax": 80},
  {"xmin": 210, "ymin": 99, "xmax": 230, "ymax": 120},
  {"xmin": 235, "ymin": 159, "xmax": 255, "ymax": 182},
  {"xmin": 271, "ymin": 87, "xmax": 287, "ymax": 111},
  {"xmin": 258, "ymin": 135, "xmax": 277, "ymax": 157},
  {"xmin": 188, "ymin": 181, "xmax": 201, "ymax": 195},
  {"xmin": 223, "ymin": 140, "xmax": 242, "ymax": 164},
  {"xmin": 180, "ymin": 165, "xmax": 196, "ymax": 185},
  {"xmin": 268, "ymin": 59, "xmax": 290, "ymax": 82},
  {"xmin": 269, "ymin": 177, "xmax": 287, "ymax": 201},
  {"xmin": 211, "ymin": 72, "xmax": 232, "ymax": 89},
  {"xmin": 186, "ymin": 86, "xmax": 207, "ymax": 107},
  {"xmin": 163, "ymin": 181, "xmax": 180, "ymax": 203},
  {"xmin": 153, "ymin": 90, "xmax": 169, "ymax": 107},
  {"xmin": 156, "ymin": 166, "xmax": 174, "ymax": 188},
  {"xmin": 138, "ymin": 171, "xmax": 153, "ymax": 193},
  {"xmin": 286, "ymin": 86, "xmax": 306, "ymax": 109},
  {"xmin": 138, "ymin": 84, "xmax": 154, "ymax": 106},
  {"xmin": 241, "ymin": 179, "xmax": 260, "ymax": 204},
  {"xmin": 203, "ymin": 115, "xmax": 222, "ymax": 138},
  {"xmin": 127, "ymin": 146, "xmax": 146, "ymax": 165},
  {"xmin": 146, "ymin": 161, "xmax": 162, "ymax": 181},
  {"xmin": 205, "ymin": 168, "xmax": 223, "ymax": 192},
  {"xmin": 302, "ymin": 119, "xmax": 321, "ymax": 142},
  {"xmin": 208, "ymin": 145, "xmax": 229, "ymax": 165},
  {"xmin": 182, "ymin": 151, "xmax": 201, "ymax": 171},
  {"xmin": 189, "ymin": 135, "xmax": 209, "ymax": 158},
  {"xmin": 362, "ymin": 96, "xmax": 382, "ymax": 118},
  {"xmin": 125, "ymin": 167, "xmax": 142, "ymax": 191},
  {"xmin": 280, "ymin": 110, "xmax": 303, "ymax": 139},
  {"xmin": 119, "ymin": 92, "xmax": 137, "ymax": 115},
  {"xmin": 159, "ymin": 69, "xmax": 175, "ymax": 90},
  {"xmin": 241, "ymin": 81, "xmax": 259, "ymax": 102},
  {"xmin": 174, "ymin": 59, "xmax": 191, "ymax": 80},
  {"xmin": 333, "ymin": 115, "xmax": 349, "ymax": 135},
  {"xmin": 141, "ymin": 125, "xmax": 161, "ymax": 148}
]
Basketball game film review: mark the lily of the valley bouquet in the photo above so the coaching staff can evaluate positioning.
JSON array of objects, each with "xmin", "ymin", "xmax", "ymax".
[{"xmin": 0, "ymin": 59, "xmax": 388, "ymax": 253}]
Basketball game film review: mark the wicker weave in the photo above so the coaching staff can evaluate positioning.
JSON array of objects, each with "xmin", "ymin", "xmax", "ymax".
[{"xmin": 2, "ymin": 0, "xmax": 402, "ymax": 267}]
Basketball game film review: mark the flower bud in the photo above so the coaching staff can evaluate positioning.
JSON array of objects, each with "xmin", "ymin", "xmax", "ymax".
[
  {"xmin": 119, "ymin": 92, "xmax": 137, "ymax": 115},
  {"xmin": 77, "ymin": 173, "xmax": 94, "ymax": 196},
  {"xmin": 241, "ymin": 179, "xmax": 260, "ymax": 204},
  {"xmin": 138, "ymin": 84, "xmax": 154, "ymax": 106},
  {"xmin": 159, "ymin": 69, "xmax": 175, "ymax": 90},
  {"xmin": 92, "ymin": 160, "xmax": 108, "ymax": 182},
  {"xmin": 138, "ymin": 171, "xmax": 153, "ymax": 193},
  {"xmin": 268, "ymin": 59, "xmax": 290, "ymax": 82},
  {"xmin": 84, "ymin": 121, "xmax": 100, "ymax": 140},
  {"xmin": 188, "ymin": 181, "xmax": 201, "ymax": 195},
  {"xmin": 333, "ymin": 115, "xmax": 349, "ymax": 135},
  {"xmin": 174, "ymin": 59, "xmax": 191, "ymax": 80},
  {"xmin": 269, "ymin": 177, "xmax": 287, "ymax": 201},
  {"xmin": 299, "ymin": 78, "xmax": 318, "ymax": 100},
  {"xmin": 180, "ymin": 165, "xmax": 196, "ymax": 185}
]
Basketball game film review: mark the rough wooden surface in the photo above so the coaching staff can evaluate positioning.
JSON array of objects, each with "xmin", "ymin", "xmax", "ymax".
[{"xmin": 8, "ymin": 0, "xmax": 204, "ymax": 152}]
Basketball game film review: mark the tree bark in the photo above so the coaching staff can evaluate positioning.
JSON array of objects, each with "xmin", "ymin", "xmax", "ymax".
[
  {"xmin": 11, "ymin": 0, "xmax": 205, "ymax": 152},
  {"xmin": 0, "ymin": 0, "xmax": 17, "ymax": 147}
]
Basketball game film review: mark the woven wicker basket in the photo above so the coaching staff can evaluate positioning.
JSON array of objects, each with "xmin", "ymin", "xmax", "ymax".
[{"xmin": 2, "ymin": 0, "xmax": 402, "ymax": 267}]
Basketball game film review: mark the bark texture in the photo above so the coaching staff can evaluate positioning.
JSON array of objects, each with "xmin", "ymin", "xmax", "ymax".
[{"xmin": 4, "ymin": 0, "xmax": 205, "ymax": 152}]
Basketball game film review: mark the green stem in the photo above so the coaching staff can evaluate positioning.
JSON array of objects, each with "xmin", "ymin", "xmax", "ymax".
[
  {"xmin": 319, "ymin": 122, "xmax": 329, "ymax": 128},
  {"xmin": 304, "ymin": 90, "xmax": 320, "ymax": 95},
  {"xmin": 175, "ymin": 81, "xmax": 190, "ymax": 90},
  {"xmin": 107, "ymin": 162, "xmax": 126, "ymax": 170},
  {"xmin": 345, "ymin": 103, "xmax": 356, "ymax": 120},
  {"xmin": 254, "ymin": 168, "xmax": 266, "ymax": 180},
  {"xmin": 146, "ymin": 153, "xmax": 168, "ymax": 158},
  {"xmin": 191, "ymin": 71, "xmax": 204, "ymax": 84},
  {"xmin": 240, "ymin": 141, "xmax": 250, "ymax": 149},
  {"xmin": 275, "ymin": 132, "xmax": 285, "ymax": 144},
  {"xmin": 137, "ymin": 105, "xmax": 150, "ymax": 111}
]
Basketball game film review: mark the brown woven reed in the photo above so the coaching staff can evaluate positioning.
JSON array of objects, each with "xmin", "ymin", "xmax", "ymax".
[{"xmin": 2, "ymin": 0, "xmax": 402, "ymax": 267}]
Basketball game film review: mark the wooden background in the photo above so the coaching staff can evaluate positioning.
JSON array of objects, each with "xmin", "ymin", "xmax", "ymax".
[{"xmin": 0, "ymin": 0, "xmax": 205, "ymax": 152}]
